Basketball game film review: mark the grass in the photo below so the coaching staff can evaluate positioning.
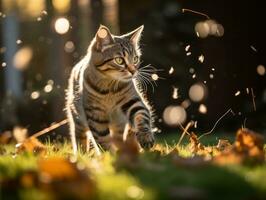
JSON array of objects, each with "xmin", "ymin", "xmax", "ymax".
[{"xmin": 0, "ymin": 133, "xmax": 266, "ymax": 200}]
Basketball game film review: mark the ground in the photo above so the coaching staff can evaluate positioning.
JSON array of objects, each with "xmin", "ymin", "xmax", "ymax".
[{"xmin": 0, "ymin": 130, "xmax": 266, "ymax": 200}]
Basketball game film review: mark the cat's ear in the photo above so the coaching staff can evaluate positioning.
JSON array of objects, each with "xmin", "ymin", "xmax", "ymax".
[
  {"xmin": 95, "ymin": 25, "xmax": 114, "ymax": 51},
  {"xmin": 127, "ymin": 25, "xmax": 144, "ymax": 46}
]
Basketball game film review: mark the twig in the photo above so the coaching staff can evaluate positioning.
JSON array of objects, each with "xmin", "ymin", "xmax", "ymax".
[
  {"xmin": 177, "ymin": 121, "xmax": 193, "ymax": 146},
  {"xmin": 198, "ymin": 109, "xmax": 233, "ymax": 140},
  {"xmin": 242, "ymin": 118, "xmax": 247, "ymax": 129},
  {"xmin": 30, "ymin": 119, "xmax": 68, "ymax": 139},
  {"xmin": 182, "ymin": 8, "xmax": 210, "ymax": 19},
  {"xmin": 251, "ymin": 88, "xmax": 256, "ymax": 111}
]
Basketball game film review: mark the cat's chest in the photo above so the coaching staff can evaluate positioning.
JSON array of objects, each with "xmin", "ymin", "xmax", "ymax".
[{"xmin": 84, "ymin": 91, "xmax": 124, "ymax": 111}]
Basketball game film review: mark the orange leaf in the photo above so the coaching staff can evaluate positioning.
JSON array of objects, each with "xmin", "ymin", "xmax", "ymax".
[{"xmin": 16, "ymin": 137, "xmax": 46, "ymax": 155}]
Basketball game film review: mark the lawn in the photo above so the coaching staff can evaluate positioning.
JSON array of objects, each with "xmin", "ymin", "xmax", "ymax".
[{"xmin": 0, "ymin": 129, "xmax": 265, "ymax": 200}]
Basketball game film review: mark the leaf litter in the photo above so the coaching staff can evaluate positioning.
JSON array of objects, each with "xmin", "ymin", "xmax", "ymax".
[{"xmin": 0, "ymin": 118, "xmax": 265, "ymax": 199}]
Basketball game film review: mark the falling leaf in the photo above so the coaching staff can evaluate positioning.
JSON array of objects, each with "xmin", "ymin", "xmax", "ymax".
[
  {"xmin": 168, "ymin": 66, "xmax": 174, "ymax": 74},
  {"xmin": 250, "ymin": 45, "xmax": 257, "ymax": 52},
  {"xmin": 172, "ymin": 87, "xmax": 179, "ymax": 99},
  {"xmin": 185, "ymin": 45, "xmax": 190, "ymax": 52},
  {"xmin": 198, "ymin": 54, "xmax": 204, "ymax": 63},
  {"xmin": 234, "ymin": 91, "xmax": 241, "ymax": 96}
]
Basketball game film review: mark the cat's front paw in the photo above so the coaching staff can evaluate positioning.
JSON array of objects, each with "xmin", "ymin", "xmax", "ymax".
[{"xmin": 136, "ymin": 131, "xmax": 155, "ymax": 149}]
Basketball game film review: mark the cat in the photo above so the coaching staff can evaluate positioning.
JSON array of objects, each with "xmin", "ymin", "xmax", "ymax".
[{"xmin": 65, "ymin": 25, "xmax": 155, "ymax": 154}]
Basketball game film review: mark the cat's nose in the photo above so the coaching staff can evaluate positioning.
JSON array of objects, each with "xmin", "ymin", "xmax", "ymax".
[{"xmin": 127, "ymin": 64, "xmax": 136, "ymax": 75}]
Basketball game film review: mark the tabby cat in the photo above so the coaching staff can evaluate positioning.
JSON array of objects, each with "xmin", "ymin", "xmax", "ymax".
[{"xmin": 66, "ymin": 25, "xmax": 155, "ymax": 154}]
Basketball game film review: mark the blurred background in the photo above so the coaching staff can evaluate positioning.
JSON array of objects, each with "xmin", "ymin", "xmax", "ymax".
[{"xmin": 0, "ymin": 0, "xmax": 265, "ymax": 138}]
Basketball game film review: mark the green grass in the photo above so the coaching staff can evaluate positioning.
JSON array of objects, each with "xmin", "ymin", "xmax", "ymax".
[{"xmin": 0, "ymin": 134, "xmax": 266, "ymax": 200}]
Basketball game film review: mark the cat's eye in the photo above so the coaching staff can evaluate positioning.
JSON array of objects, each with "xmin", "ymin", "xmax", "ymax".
[
  {"xmin": 114, "ymin": 57, "xmax": 124, "ymax": 65},
  {"xmin": 133, "ymin": 56, "xmax": 139, "ymax": 64}
]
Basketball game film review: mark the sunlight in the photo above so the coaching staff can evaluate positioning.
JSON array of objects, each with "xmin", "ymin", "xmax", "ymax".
[{"xmin": 54, "ymin": 17, "xmax": 70, "ymax": 35}]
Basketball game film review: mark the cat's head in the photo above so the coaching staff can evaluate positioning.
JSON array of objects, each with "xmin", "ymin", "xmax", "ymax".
[{"xmin": 90, "ymin": 25, "xmax": 143, "ymax": 81}]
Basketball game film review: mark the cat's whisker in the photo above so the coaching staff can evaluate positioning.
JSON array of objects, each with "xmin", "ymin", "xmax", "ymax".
[
  {"xmin": 139, "ymin": 64, "xmax": 163, "ymax": 72},
  {"xmin": 136, "ymin": 73, "xmax": 148, "ymax": 92},
  {"xmin": 139, "ymin": 71, "xmax": 158, "ymax": 88},
  {"xmin": 137, "ymin": 74, "xmax": 148, "ymax": 92},
  {"xmin": 138, "ymin": 72, "xmax": 155, "ymax": 93}
]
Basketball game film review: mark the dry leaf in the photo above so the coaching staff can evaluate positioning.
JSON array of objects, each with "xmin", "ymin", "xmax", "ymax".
[
  {"xmin": 189, "ymin": 132, "xmax": 205, "ymax": 153},
  {"xmin": 112, "ymin": 129, "xmax": 141, "ymax": 168},
  {"xmin": 0, "ymin": 131, "xmax": 13, "ymax": 144},
  {"xmin": 214, "ymin": 128, "xmax": 265, "ymax": 165},
  {"xmin": 16, "ymin": 137, "xmax": 46, "ymax": 155},
  {"xmin": 38, "ymin": 157, "xmax": 95, "ymax": 200},
  {"xmin": 38, "ymin": 157, "xmax": 81, "ymax": 181},
  {"xmin": 216, "ymin": 139, "xmax": 232, "ymax": 151},
  {"xmin": 235, "ymin": 128, "xmax": 264, "ymax": 161}
]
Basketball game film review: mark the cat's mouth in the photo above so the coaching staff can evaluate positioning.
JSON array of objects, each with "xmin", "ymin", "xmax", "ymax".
[{"xmin": 121, "ymin": 72, "xmax": 133, "ymax": 80}]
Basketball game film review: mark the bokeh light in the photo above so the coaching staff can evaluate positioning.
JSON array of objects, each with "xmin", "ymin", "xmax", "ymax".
[
  {"xmin": 163, "ymin": 105, "xmax": 187, "ymax": 126},
  {"xmin": 151, "ymin": 73, "xmax": 159, "ymax": 80},
  {"xmin": 64, "ymin": 41, "xmax": 75, "ymax": 53},
  {"xmin": 13, "ymin": 46, "xmax": 33, "ymax": 70},
  {"xmin": 52, "ymin": 0, "xmax": 71, "ymax": 13},
  {"xmin": 199, "ymin": 104, "xmax": 207, "ymax": 114},
  {"xmin": 54, "ymin": 17, "xmax": 70, "ymax": 35},
  {"xmin": 195, "ymin": 22, "xmax": 209, "ymax": 38},
  {"xmin": 181, "ymin": 99, "xmax": 191, "ymax": 109},
  {"xmin": 44, "ymin": 84, "xmax": 53, "ymax": 93},
  {"xmin": 31, "ymin": 91, "xmax": 40, "ymax": 99},
  {"xmin": 257, "ymin": 65, "xmax": 265, "ymax": 76},
  {"xmin": 195, "ymin": 20, "xmax": 224, "ymax": 38},
  {"xmin": 189, "ymin": 83, "xmax": 207, "ymax": 102},
  {"xmin": 126, "ymin": 185, "xmax": 144, "ymax": 199},
  {"xmin": 16, "ymin": 39, "xmax": 22, "ymax": 44}
]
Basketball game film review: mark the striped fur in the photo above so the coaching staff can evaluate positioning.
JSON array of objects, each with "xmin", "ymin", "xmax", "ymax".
[{"xmin": 66, "ymin": 25, "xmax": 154, "ymax": 154}]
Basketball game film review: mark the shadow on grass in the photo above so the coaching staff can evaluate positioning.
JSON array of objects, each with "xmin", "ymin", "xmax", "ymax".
[{"xmin": 125, "ymin": 155, "xmax": 262, "ymax": 200}]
